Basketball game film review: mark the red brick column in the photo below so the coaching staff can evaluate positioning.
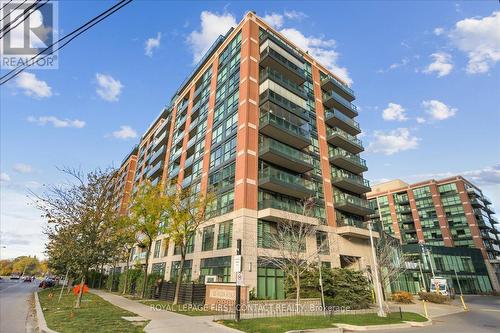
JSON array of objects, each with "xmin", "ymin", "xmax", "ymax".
[
  {"xmin": 233, "ymin": 18, "xmax": 260, "ymax": 210},
  {"xmin": 311, "ymin": 68, "xmax": 335, "ymax": 226}
]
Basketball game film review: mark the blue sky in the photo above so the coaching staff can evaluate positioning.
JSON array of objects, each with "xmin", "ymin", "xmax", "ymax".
[{"xmin": 1, "ymin": 1, "xmax": 499, "ymax": 259}]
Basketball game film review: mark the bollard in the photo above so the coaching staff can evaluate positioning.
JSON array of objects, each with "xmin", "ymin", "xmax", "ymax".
[
  {"xmin": 459, "ymin": 295, "xmax": 468, "ymax": 311},
  {"xmin": 399, "ymin": 306, "xmax": 403, "ymax": 320},
  {"xmin": 422, "ymin": 300, "xmax": 429, "ymax": 319}
]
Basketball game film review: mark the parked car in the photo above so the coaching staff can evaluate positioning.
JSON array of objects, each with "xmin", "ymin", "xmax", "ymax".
[
  {"xmin": 23, "ymin": 276, "xmax": 32, "ymax": 282},
  {"xmin": 10, "ymin": 274, "xmax": 20, "ymax": 280},
  {"xmin": 39, "ymin": 278, "xmax": 55, "ymax": 288}
]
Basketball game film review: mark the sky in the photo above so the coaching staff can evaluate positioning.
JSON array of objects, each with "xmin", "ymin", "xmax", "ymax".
[{"xmin": 0, "ymin": 1, "xmax": 499, "ymax": 259}]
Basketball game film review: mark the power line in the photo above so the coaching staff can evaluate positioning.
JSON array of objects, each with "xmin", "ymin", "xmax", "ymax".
[
  {"xmin": 0, "ymin": 0, "xmax": 28, "ymax": 24},
  {"xmin": 0, "ymin": 0, "xmax": 14, "ymax": 13},
  {"xmin": 0, "ymin": 0, "xmax": 48, "ymax": 39},
  {"xmin": 0, "ymin": 0, "xmax": 133, "ymax": 85}
]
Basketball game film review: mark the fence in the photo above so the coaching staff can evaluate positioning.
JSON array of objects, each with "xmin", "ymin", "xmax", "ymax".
[{"xmin": 154, "ymin": 282, "xmax": 206, "ymax": 305}]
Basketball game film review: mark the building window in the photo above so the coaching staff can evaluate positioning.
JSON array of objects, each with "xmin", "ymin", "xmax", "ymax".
[
  {"xmin": 217, "ymin": 221, "xmax": 233, "ymax": 249},
  {"xmin": 257, "ymin": 263, "xmax": 285, "ymax": 300},
  {"xmin": 199, "ymin": 256, "xmax": 231, "ymax": 283},
  {"xmin": 153, "ymin": 240, "xmax": 161, "ymax": 258},
  {"xmin": 151, "ymin": 262, "xmax": 165, "ymax": 276},
  {"xmin": 174, "ymin": 236, "xmax": 195, "ymax": 255},
  {"xmin": 202, "ymin": 225, "xmax": 215, "ymax": 251},
  {"xmin": 170, "ymin": 260, "xmax": 192, "ymax": 282},
  {"xmin": 316, "ymin": 231, "xmax": 329, "ymax": 254},
  {"xmin": 163, "ymin": 239, "xmax": 169, "ymax": 257}
]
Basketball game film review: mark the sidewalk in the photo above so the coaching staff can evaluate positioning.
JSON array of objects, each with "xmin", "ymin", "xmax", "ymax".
[
  {"xmin": 387, "ymin": 298, "xmax": 465, "ymax": 319},
  {"xmin": 91, "ymin": 290, "xmax": 241, "ymax": 333}
]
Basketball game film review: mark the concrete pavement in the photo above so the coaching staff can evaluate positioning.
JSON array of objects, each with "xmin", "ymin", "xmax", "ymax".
[
  {"xmin": 91, "ymin": 289, "xmax": 242, "ymax": 333},
  {"xmin": 369, "ymin": 296, "xmax": 500, "ymax": 333},
  {"xmin": 0, "ymin": 278, "xmax": 38, "ymax": 333}
]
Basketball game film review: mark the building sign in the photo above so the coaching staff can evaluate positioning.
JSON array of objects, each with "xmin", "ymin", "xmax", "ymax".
[
  {"xmin": 233, "ymin": 255, "xmax": 242, "ymax": 273},
  {"xmin": 236, "ymin": 272, "xmax": 244, "ymax": 286}
]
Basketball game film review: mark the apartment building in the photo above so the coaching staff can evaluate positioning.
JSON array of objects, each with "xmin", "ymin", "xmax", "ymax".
[
  {"xmin": 113, "ymin": 11, "xmax": 377, "ymax": 299},
  {"xmin": 367, "ymin": 176, "xmax": 500, "ymax": 291}
]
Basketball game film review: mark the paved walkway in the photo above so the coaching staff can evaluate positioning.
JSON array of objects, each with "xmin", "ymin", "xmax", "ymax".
[
  {"xmin": 387, "ymin": 298, "xmax": 466, "ymax": 319},
  {"xmin": 91, "ymin": 290, "xmax": 241, "ymax": 333}
]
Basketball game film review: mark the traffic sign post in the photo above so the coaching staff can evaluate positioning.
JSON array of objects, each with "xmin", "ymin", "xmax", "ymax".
[{"xmin": 235, "ymin": 239, "xmax": 242, "ymax": 322}]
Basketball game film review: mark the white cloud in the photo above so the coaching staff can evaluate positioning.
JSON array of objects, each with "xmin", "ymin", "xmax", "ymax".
[
  {"xmin": 416, "ymin": 117, "xmax": 426, "ymax": 124},
  {"xmin": 422, "ymin": 99, "xmax": 457, "ymax": 120},
  {"xmin": 368, "ymin": 128, "xmax": 420, "ymax": 155},
  {"xmin": 449, "ymin": 11, "xmax": 500, "ymax": 74},
  {"xmin": 280, "ymin": 28, "xmax": 352, "ymax": 85},
  {"xmin": 423, "ymin": 52, "xmax": 453, "ymax": 77},
  {"xmin": 95, "ymin": 73, "xmax": 123, "ymax": 102},
  {"xmin": 0, "ymin": 173, "xmax": 10, "ymax": 182},
  {"xmin": 263, "ymin": 13, "xmax": 284, "ymax": 29},
  {"xmin": 405, "ymin": 164, "xmax": 500, "ymax": 186},
  {"xmin": 14, "ymin": 72, "xmax": 52, "ymax": 98},
  {"xmin": 27, "ymin": 116, "xmax": 85, "ymax": 128},
  {"xmin": 13, "ymin": 163, "xmax": 33, "ymax": 174},
  {"xmin": 187, "ymin": 11, "xmax": 237, "ymax": 64},
  {"xmin": 382, "ymin": 103, "xmax": 408, "ymax": 121},
  {"xmin": 433, "ymin": 27, "xmax": 445, "ymax": 36},
  {"xmin": 145, "ymin": 32, "xmax": 161, "ymax": 57},
  {"xmin": 112, "ymin": 125, "xmax": 137, "ymax": 140},
  {"xmin": 283, "ymin": 10, "xmax": 308, "ymax": 21}
]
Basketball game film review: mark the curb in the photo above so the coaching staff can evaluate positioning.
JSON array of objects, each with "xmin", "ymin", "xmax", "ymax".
[
  {"xmin": 34, "ymin": 291, "xmax": 59, "ymax": 333},
  {"xmin": 286, "ymin": 328, "xmax": 343, "ymax": 333},
  {"xmin": 406, "ymin": 319, "xmax": 433, "ymax": 327}
]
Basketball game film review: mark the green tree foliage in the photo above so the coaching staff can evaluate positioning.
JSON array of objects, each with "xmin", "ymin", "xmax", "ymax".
[{"xmin": 287, "ymin": 267, "xmax": 372, "ymax": 309}]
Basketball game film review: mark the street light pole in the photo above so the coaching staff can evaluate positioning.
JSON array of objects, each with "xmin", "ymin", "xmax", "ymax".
[
  {"xmin": 418, "ymin": 260, "xmax": 427, "ymax": 292},
  {"xmin": 367, "ymin": 221, "xmax": 386, "ymax": 317}
]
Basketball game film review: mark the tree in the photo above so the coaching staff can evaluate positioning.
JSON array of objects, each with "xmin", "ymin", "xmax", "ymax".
[
  {"xmin": 0, "ymin": 259, "xmax": 13, "ymax": 276},
  {"xmin": 260, "ymin": 198, "xmax": 325, "ymax": 308},
  {"xmin": 127, "ymin": 181, "xmax": 170, "ymax": 299},
  {"xmin": 294, "ymin": 266, "xmax": 372, "ymax": 309},
  {"xmin": 34, "ymin": 168, "xmax": 119, "ymax": 308},
  {"xmin": 12, "ymin": 256, "xmax": 40, "ymax": 276},
  {"xmin": 163, "ymin": 186, "xmax": 214, "ymax": 305},
  {"xmin": 375, "ymin": 232, "xmax": 408, "ymax": 298}
]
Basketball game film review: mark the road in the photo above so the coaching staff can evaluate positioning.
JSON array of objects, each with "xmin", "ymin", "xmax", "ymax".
[
  {"xmin": 0, "ymin": 278, "xmax": 38, "ymax": 333},
  {"xmin": 372, "ymin": 295, "xmax": 500, "ymax": 333}
]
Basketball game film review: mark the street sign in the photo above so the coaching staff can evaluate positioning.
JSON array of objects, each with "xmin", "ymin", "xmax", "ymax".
[
  {"xmin": 234, "ymin": 255, "xmax": 242, "ymax": 272},
  {"xmin": 236, "ymin": 271, "xmax": 244, "ymax": 286}
]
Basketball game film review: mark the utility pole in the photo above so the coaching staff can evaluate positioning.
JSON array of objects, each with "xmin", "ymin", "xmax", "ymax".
[
  {"xmin": 367, "ymin": 221, "xmax": 386, "ymax": 317},
  {"xmin": 418, "ymin": 260, "xmax": 427, "ymax": 292},
  {"xmin": 454, "ymin": 268, "xmax": 468, "ymax": 310}
]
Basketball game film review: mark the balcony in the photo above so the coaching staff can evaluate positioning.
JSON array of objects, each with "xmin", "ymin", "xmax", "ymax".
[
  {"xmin": 485, "ymin": 205, "xmax": 496, "ymax": 214},
  {"xmin": 482, "ymin": 195, "xmax": 492, "ymax": 204},
  {"xmin": 259, "ymin": 112, "xmax": 311, "ymax": 149},
  {"xmin": 260, "ymin": 46, "xmax": 306, "ymax": 84},
  {"xmin": 321, "ymin": 75, "xmax": 355, "ymax": 102},
  {"xmin": 323, "ymin": 91, "xmax": 358, "ymax": 118},
  {"xmin": 331, "ymin": 169, "xmax": 371, "ymax": 194},
  {"xmin": 334, "ymin": 194, "xmax": 374, "ymax": 216},
  {"xmin": 181, "ymin": 175, "xmax": 193, "ymax": 189},
  {"xmin": 260, "ymin": 68, "xmax": 307, "ymax": 100},
  {"xmin": 260, "ymin": 89, "xmax": 309, "ymax": 120},
  {"xmin": 259, "ymin": 137, "xmax": 313, "ymax": 173},
  {"xmin": 146, "ymin": 161, "xmax": 163, "ymax": 179},
  {"xmin": 490, "ymin": 216, "xmax": 499, "ymax": 224},
  {"xmin": 336, "ymin": 218, "xmax": 377, "ymax": 239},
  {"xmin": 259, "ymin": 165, "xmax": 315, "ymax": 199},
  {"xmin": 169, "ymin": 165, "xmax": 180, "ymax": 179},
  {"xmin": 324, "ymin": 109, "xmax": 361, "ymax": 135},
  {"xmin": 326, "ymin": 127, "xmax": 364, "ymax": 154},
  {"xmin": 149, "ymin": 146, "xmax": 165, "ymax": 165},
  {"xmin": 481, "ymin": 231, "xmax": 497, "ymax": 241},
  {"xmin": 153, "ymin": 131, "xmax": 168, "ymax": 148},
  {"xmin": 328, "ymin": 147, "xmax": 367, "ymax": 174},
  {"xmin": 476, "ymin": 215, "xmax": 493, "ymax": 229}
]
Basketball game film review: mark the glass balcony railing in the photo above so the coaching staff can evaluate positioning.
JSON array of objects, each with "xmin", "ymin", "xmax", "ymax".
[
  {"xmin": 337, "ymin": 217, "xmax": 365, "ymax": 228},
  {"xmin": 169, "ymin": 165, "xmax": 180, "ymax": 178},
  {"xmin": 326, "ymin": 127, "xmax": 363, "ymax": 149},
  {"xmin": 146, "ymin": 161, "xmax": 162, "ymax": 178},
  {"xmin": 324, "ymin": 109, "xmax": 360, "ymax": 131},
  {"xmin": 258, "ymin": 198, "xmax": 304, "ymax": 215},
  {"xmin": 321, "ymin": 75, "xmax": 355, "ymax": 99},
  {"xmin": 260, "ymin": 47, "xmax": 306, "ymax": 82},
  {"xmin": 259, "ymin": 165, "xmax": 314, "ymax": 191},
  {"xmin": 260, "ymin": 89, "xmax": 309, "ymax": 119},
  {"xmin": 329, "ymin": 147, "xmax": 367, "ymax": 169},
  {"xmin": 259, "ymin": 137, "xmax": 312, "ymax": 165},
  {"xmin": 334, "ymin": 193, "xmax": 373, "ymax": 213},
  {"xmin": 260, "ymin": 112, "xmax": 310, "ymax": 141},
  {"xmin": 148, "ymin": 146, "xmax": 165, "ymax": 164},
  {"xmin": 331, "ymin": 168, "xmax": 370, "ymax": 188},
  {"xmin": 323, "ymin": 91, "xmax": 358, "ymax": 115},
  {"xmin": 260, "ymin": 68, "xmax": 306, "ymax": 99}
]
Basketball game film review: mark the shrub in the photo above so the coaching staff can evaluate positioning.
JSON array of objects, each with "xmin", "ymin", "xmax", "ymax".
[
  {"xmin": 286, "ymin": 267, "xmax": 372, "ymax": 309},
  {"xmin": 418, "ymin": 292, "xmax": 449, "ymax": 304},
  {"xmin": 391, "ymin": 291, "xmax": 414, "ymax": 304}
]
